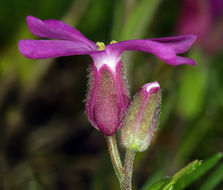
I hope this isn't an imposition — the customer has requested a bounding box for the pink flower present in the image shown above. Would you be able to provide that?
[18,16,196,136]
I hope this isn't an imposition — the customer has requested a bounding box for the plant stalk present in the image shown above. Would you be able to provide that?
[105,135,124,181]
[121,149,136,190]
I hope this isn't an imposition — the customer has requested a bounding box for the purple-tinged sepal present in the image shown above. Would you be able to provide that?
[85,56,130,136]
[121,81,161,152]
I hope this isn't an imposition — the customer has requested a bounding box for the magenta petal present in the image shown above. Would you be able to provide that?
[107,35,196,66]
[150,35,196,54]
[18,39,94,59]
[167,56,196,66]
[26,16,97,50]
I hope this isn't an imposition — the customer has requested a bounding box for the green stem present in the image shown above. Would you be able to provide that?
[121,149,136,190]
[105,135,124,181]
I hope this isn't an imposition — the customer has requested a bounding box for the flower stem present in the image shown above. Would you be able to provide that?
[105,135,124,181]
[121,149,136,190]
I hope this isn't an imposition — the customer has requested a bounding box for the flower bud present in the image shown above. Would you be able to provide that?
[85,60,130,136]
[121,81,161,152]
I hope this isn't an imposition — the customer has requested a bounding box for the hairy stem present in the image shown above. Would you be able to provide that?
[121,149,136,190]
[105,135,124,181]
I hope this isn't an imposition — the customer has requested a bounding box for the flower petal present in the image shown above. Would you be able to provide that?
[167,56,196,66]
[106,35,196,66]
[26,16,97,50]
[18,39,95,59]
[150,35,196,54]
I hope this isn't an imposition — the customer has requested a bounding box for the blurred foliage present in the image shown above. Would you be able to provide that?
[0,0,223,190]
[143,153,223,190]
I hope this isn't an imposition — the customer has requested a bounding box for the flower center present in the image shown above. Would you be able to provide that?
[94,40,119,73]
[96,42,105,51]
[96,40,118,51]
[110,40,117,44]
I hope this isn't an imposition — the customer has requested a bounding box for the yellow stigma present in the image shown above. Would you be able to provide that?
[110,40,118,44]
[96,42,105,51]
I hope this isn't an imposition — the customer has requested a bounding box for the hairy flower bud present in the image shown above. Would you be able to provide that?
[85,59,130,136]
[121,81,161,152]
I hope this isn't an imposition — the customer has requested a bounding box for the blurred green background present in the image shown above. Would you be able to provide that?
[0,0,223,189]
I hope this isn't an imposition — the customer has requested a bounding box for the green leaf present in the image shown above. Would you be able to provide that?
[199,162,223,190]
[163,160,201,190]
[143,153,223,190]
[167,153,223,190]
[148,178,171,190]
